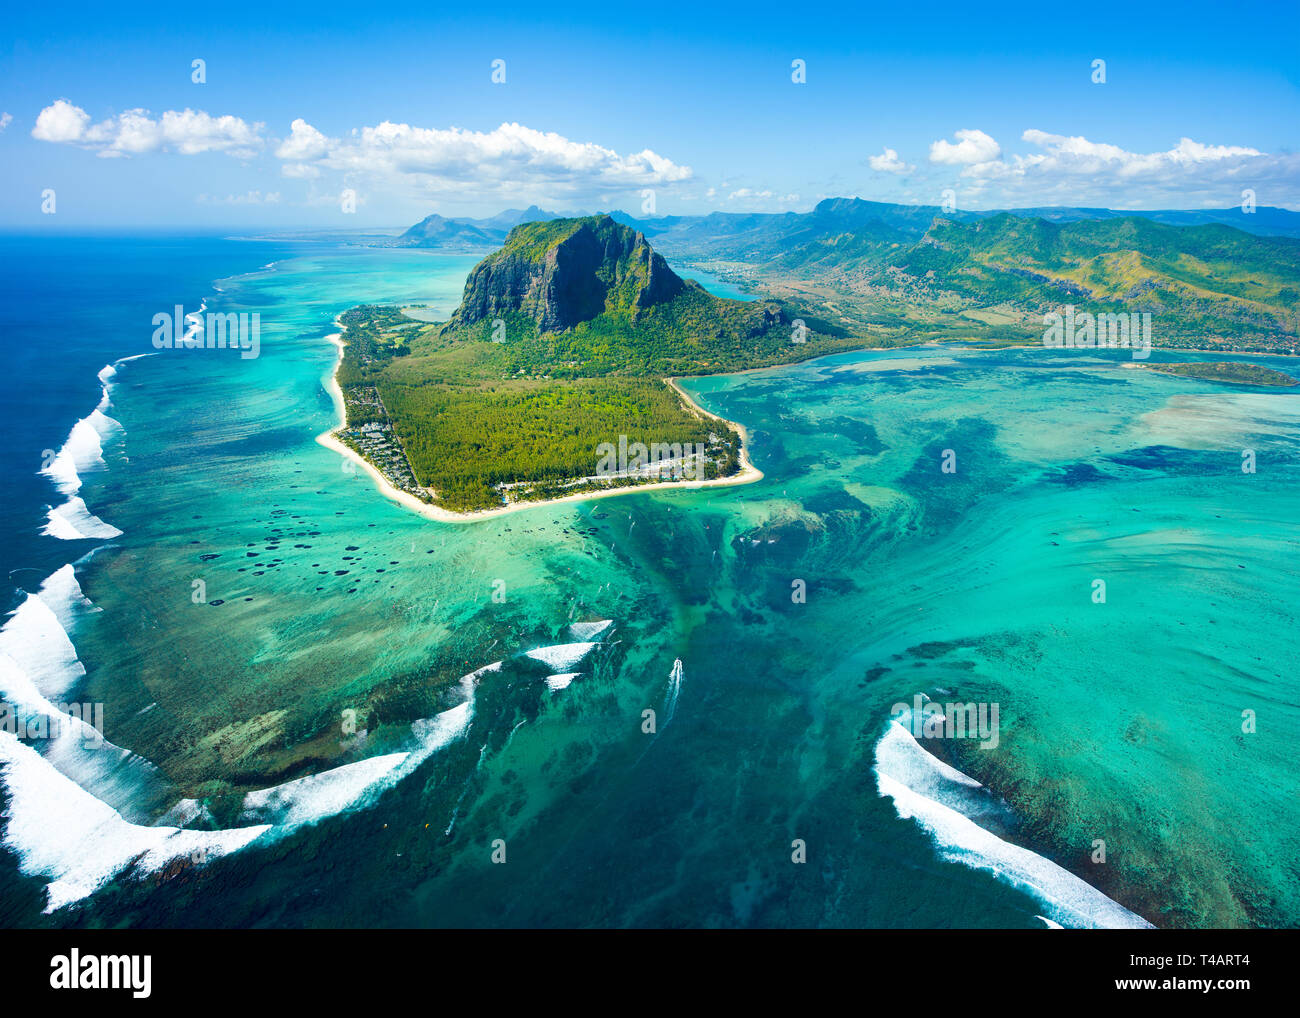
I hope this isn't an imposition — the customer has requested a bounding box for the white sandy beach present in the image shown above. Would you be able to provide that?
[315,322,764,525]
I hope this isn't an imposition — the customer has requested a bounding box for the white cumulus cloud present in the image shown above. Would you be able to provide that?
[952,129,1297,207]
[929,129,1001,166]
[32,100,263,158]
[276,119,691,202]
[32,100,89,143]
[868,147,913,174]
[276,118,330,161]
[1012,130,1263,179]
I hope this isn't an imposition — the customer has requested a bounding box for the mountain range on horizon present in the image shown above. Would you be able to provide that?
[392,200,1300,360]
[394,204,568,248]
[392,197,1300,253]
[334,206,1300,516]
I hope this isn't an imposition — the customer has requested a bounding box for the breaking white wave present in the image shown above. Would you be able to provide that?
[241,753,409,828]
[1,678,486,912]
[40,411,122,543]
[873,720,1153,929]
[461,660,502,683]
[42,496,123,541]
[181,299,209,346]
[241,663,487,837]
[524,642,596,672]
[95,363,117,407]
[0,731,269,914]
[32,563,98,630]
[412,699,474,754]
[40,410,120,498]
[567,620,613,641]
[403,662,497,763]
[874,718,1013,826]
[0,565,170,819]
[545,672,580,692]
[0,567,90,700]
[0,565,505,912]
[94,351,152,410]
[38,356,135,540]
[237,680,481,835]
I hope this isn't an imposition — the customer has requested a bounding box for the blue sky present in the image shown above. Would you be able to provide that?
[3,0,1298,226]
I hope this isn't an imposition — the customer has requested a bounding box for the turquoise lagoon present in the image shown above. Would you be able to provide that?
[1,238,1296,928]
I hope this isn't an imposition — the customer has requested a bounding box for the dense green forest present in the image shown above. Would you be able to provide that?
[335,307,752,512]
[380,377,732,511]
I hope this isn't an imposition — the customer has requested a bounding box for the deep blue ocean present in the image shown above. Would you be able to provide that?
[0,234,304,616]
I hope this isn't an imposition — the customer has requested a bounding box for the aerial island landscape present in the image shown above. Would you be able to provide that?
[0,1,1297,995]
[322,207,1300,518]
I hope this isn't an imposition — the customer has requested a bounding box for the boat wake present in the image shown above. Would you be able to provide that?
[663,658,684,724]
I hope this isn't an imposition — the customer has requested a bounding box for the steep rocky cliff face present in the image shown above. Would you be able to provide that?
[449,215,686,332]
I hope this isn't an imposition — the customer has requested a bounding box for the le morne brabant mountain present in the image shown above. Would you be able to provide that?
[335,215,853,512]
[337,203,1300,513]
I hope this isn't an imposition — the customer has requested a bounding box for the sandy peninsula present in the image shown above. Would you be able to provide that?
[316,324,763,525]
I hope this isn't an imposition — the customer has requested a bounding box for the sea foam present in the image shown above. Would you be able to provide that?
[43,496,123,540]
[0,573,512,912]
[524,642,596,671]
[240,752,410,828]
[874,720,1153,929]
[40,365,125,539]
[0,731,269,913]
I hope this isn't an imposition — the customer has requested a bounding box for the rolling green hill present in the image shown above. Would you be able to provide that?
[887,214,1300,350]
[643,200,1299,354]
